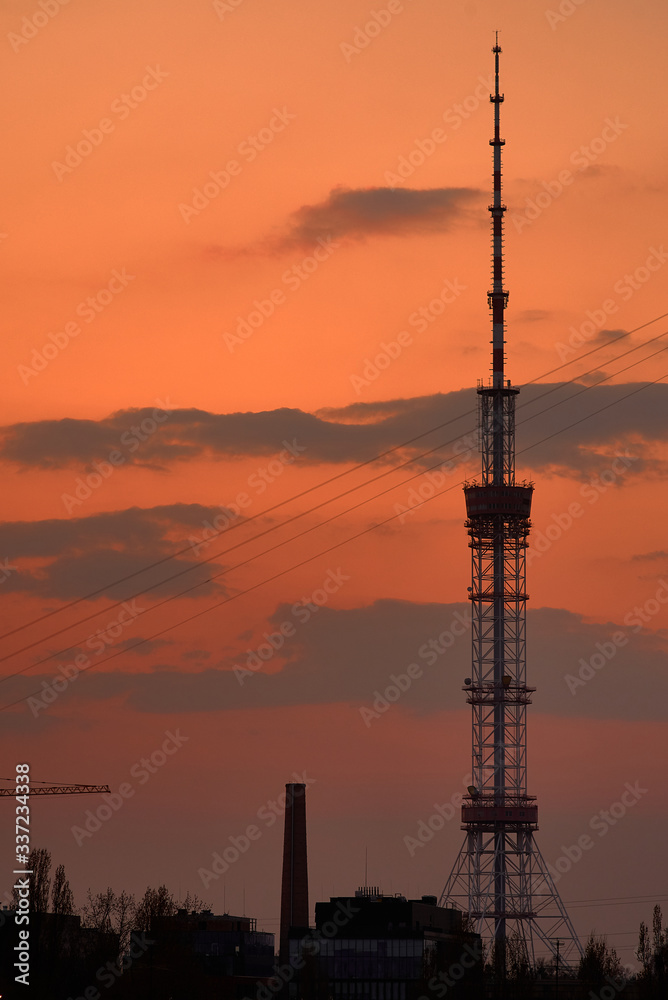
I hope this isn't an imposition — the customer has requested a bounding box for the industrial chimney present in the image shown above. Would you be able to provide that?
[279,782,309,958]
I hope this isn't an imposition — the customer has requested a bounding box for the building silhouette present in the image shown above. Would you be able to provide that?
[123,909,274,999]
[283,887,483,999]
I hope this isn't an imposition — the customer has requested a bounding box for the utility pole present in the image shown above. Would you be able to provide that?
[554,938,561,1000]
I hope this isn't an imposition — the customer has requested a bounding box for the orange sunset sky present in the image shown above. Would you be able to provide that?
[1,0,667,967]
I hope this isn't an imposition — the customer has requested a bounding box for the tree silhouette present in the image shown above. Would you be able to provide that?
[12,846,52,913]
[51,863,75,916]
[134,883,177,930]
[652,905,666,990]
[577,933,626,997]
[83,886,136,955]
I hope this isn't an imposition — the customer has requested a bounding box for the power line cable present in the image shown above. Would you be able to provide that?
[565,894,668,907]
[2,323,665,668]
[1,312,665,644]
[0,414,471,640]
[517,327,668,414]
[522,311,668,387]
[1,349,664,677]
[0,348,664,681]
[2,370,664,714]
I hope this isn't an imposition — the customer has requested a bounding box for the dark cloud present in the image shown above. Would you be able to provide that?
[0,504,231,601]
[0,395,473,470]
[517,310,552,323]
[0,407,206,471]
[276,186,483,247]
[0,503,221,558]
[590,328,628,345]
[7,599,667,722]
[1,384,667,480]
[514,381,667,476]
[314,395,434,423]
[181,648,211,661]
[1,549,219,602]
[572,328,666,373]
[577,164,624,180]
[215,186,485,256]
[575,370,609,386]
[630,551,668,581]
[117,638,173,656]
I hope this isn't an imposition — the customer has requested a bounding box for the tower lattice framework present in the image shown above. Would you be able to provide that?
[439,39,582,973]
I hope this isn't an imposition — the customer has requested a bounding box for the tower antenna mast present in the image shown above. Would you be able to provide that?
[439,37,582,976]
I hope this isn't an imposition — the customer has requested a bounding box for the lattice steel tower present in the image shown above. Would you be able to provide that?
[439,38,582,973]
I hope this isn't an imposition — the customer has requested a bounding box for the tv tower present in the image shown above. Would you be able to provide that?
[439,37,582,973]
